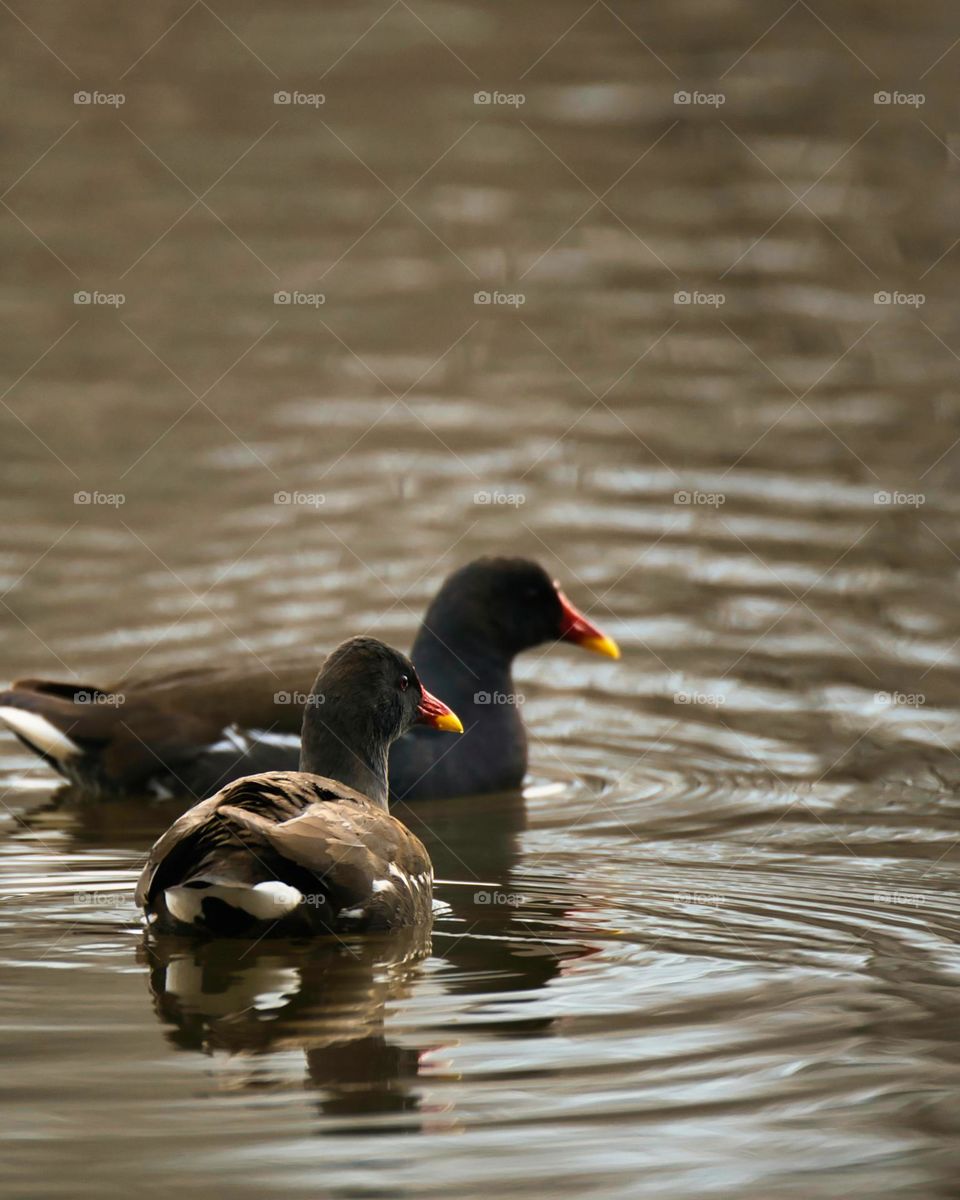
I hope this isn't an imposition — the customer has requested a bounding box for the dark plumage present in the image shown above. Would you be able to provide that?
[389,557,618,800]
[0,556,618,802]
[135,637,461,937]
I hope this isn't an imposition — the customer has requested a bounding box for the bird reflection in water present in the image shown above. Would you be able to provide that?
[141,928,435,1130]
[141,908,599,1133]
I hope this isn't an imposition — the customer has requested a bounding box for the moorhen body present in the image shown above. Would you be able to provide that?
[135,637,462,937]
[0,557,618,802]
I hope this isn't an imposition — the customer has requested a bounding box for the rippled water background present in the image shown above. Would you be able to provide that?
[2,2,960,1196]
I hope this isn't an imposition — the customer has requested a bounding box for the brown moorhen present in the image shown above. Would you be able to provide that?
[135,636,462,937]
[0,556,618,802]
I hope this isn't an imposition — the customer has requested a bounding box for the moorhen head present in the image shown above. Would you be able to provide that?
[135,637,462,938]
[411,557,620,663]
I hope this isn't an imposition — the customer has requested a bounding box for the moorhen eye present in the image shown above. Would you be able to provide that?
[399,675,409,692]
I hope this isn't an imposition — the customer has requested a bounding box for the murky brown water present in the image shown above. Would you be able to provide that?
[3,2,960,1197]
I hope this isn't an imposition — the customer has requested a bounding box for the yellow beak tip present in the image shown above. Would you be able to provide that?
[582,634,621,660]
[434,712,464,734]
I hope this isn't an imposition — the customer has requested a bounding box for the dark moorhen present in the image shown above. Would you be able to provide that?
[0,557,618,802]
[135,636,462,937]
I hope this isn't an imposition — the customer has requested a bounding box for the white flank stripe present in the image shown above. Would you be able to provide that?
[205,726,300,755]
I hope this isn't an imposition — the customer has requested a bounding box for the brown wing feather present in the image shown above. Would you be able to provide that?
[5,657,315,786]
[256,804,430,889]
[135,771,402,906]
[115,655,316,733]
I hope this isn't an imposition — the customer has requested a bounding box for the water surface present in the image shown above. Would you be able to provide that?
[2,2,960,1197]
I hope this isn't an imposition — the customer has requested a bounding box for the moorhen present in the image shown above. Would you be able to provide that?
[0,556,618,801]
[135,636,462,936]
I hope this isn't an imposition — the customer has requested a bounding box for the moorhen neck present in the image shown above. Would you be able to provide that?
[297,639,460,808]
[135,637,462,938]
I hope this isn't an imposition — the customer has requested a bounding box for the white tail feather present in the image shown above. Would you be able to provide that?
[165,880,303,925]
[0,707,80,761]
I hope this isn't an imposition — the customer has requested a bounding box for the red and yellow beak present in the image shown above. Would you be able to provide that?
[416,687,464,733]
[556,587,621,660]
